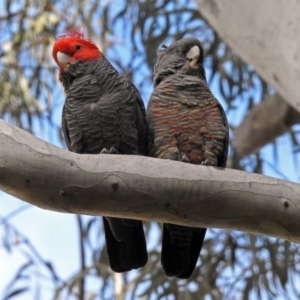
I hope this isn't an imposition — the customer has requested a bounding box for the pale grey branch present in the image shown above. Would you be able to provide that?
[197,0,300,113]
[235,93,300,157]
[1,118,300,243]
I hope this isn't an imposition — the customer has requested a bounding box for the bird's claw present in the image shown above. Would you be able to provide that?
[100,148,109,154]
[109,147,119,154]
[100,147,119,154]
[180,154,190,163]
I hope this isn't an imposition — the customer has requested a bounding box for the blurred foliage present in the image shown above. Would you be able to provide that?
[0,0,300,299]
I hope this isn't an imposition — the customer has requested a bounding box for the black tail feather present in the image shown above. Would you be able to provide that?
[161,223,206,279]
[103,217,147,272]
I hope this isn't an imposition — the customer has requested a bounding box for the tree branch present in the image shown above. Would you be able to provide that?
[197,0,300,113]
[235,93,300,157]
[1,119,300,243]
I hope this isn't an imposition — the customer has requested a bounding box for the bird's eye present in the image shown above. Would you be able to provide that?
[75,45,81,50]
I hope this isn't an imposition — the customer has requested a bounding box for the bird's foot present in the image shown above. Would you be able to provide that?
[201,160,208,165]
[100,147,119,154]
[180,154,190,163]
[100,148,109,154]
[109,147,119,154]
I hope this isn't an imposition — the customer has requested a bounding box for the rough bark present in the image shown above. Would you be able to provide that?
[197,0,300,113]
[1,119,300,243]
[235,93,300,157]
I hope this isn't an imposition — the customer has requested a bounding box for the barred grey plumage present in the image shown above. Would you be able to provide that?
[147,37,228,278]
[53,31,147,272]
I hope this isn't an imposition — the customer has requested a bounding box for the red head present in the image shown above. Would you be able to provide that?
[52,29,103,73]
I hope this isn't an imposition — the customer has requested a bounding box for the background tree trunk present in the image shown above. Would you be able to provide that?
[197,0,300,113]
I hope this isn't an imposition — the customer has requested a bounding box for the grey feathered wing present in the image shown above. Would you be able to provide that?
[102,88,147,272]
[61,60,147,272]
[147,74,228,278]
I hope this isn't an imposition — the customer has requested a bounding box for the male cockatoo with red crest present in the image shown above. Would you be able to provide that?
[52,30,148,272]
